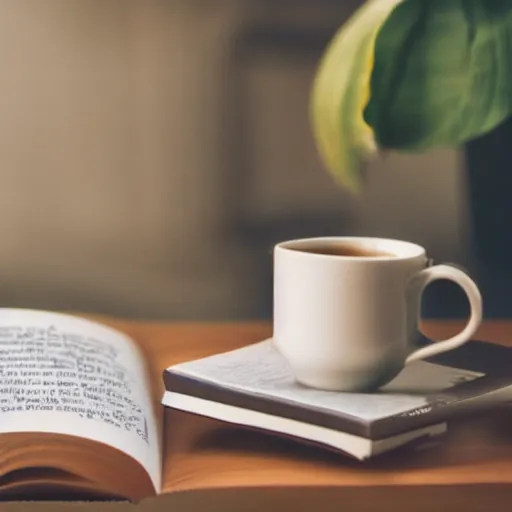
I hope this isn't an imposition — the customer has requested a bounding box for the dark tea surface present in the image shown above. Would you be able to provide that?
[289,243,396,258]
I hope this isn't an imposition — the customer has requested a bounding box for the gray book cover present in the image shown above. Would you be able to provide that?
[163,337,512,440]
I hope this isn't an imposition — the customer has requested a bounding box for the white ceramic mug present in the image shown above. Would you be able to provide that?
[273,237,482,392]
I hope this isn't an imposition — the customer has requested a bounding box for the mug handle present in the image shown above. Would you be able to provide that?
[405,264,483,365]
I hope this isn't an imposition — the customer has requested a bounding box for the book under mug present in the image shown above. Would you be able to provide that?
[162,336,512,460]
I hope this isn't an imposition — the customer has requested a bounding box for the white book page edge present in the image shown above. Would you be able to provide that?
[162,391,447,461]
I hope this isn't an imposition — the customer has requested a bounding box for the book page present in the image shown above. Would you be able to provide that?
[0,309,160,491]
[169,340,484,422]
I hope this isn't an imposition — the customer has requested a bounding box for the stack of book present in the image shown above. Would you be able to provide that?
[162,335,512,460]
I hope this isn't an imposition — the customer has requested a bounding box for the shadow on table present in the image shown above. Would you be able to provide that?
[192,408,512,473]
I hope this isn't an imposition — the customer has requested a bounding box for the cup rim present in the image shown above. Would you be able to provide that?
[275,236,426,262]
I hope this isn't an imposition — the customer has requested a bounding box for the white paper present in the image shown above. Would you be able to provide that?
[0,309,161,492]
[162,391,448,461]
[169,339,484,422]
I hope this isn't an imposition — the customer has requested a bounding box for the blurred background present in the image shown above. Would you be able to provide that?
[0,0,483,321]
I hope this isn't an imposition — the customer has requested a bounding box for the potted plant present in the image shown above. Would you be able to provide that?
[310,0,512,316]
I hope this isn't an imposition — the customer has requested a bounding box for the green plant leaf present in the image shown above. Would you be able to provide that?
[310,0,405,193]
[365,0,512,151]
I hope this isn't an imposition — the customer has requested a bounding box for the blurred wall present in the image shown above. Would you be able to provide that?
[0,0,469,320]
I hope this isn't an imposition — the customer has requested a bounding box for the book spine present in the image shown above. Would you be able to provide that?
[371,375,512,438]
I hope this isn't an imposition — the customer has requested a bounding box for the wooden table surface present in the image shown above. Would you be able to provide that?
[91,317,512,511]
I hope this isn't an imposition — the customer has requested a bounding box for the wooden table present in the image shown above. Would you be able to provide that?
[40,317,512,511]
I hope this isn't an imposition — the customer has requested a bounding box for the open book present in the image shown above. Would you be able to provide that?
[0,308,160,502]
[162,337,512,460]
